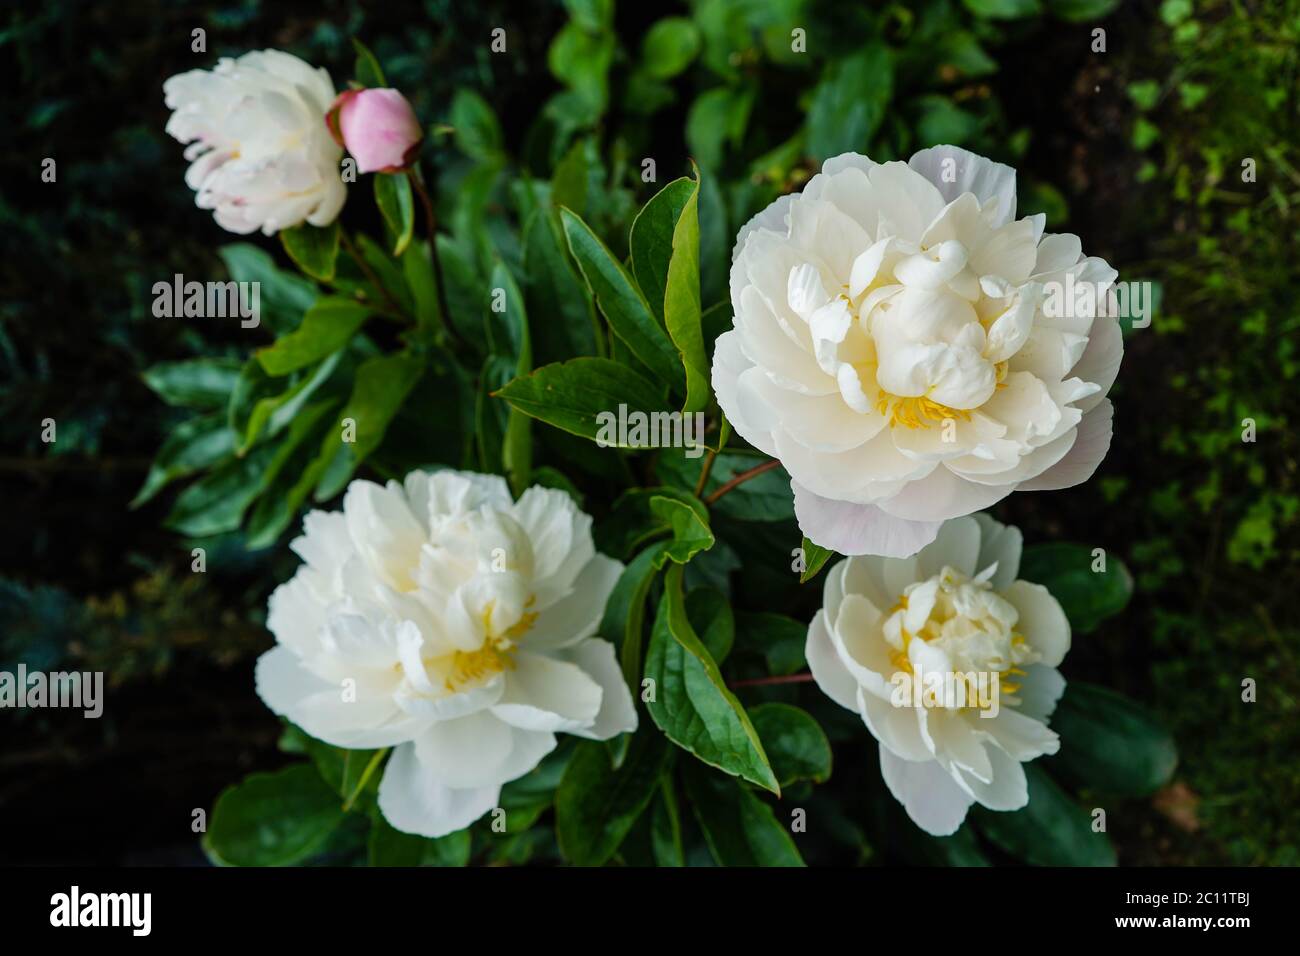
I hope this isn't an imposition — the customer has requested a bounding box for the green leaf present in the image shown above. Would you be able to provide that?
[560,208,684,391]
[357,232,415,316]
[1046,682,1178,797]
[401,241,445,341]
[651,493,715,565]
[736,611,808,676]
[971,763,1116,866]
[650,778,685,866]
[1048,0,1117,19]
[218,243,319,334]
[1018,542,1133,633]
[450,88,503,162]
[495,357,664,444]
[642,17,701,79]
[962,0,1043,18]
[914,94,982,146]
[548,21,615,115]
[663,174,709,413]
[658,451,793,522]
[555,732,671,866]
[280,220,341,282]
[241,352,343,453]
[203,764,345,867]
[681,761,804,866]
[597,487,713,563]
[800,537,836,583]
[685,85,753,171]
[131,413,237,508]
[164,444,275,537]
[255,298,369,376]
[522,209,598,362]
[141,358,242,409]
[598,540,671,688]
[629,177,695,325]
[374,173,415,256]
[807,44,893,162]
[550,140,589,217]
[685,586,733,663]
[487,262,533,495]
[352,38,386,87]
[645,564,778,793]
[245,400,339,548]
[368,813,471,866]
[312,352,425,501]
[748,703,832,787]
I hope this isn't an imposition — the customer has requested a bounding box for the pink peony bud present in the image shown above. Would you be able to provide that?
[327,88,424,174]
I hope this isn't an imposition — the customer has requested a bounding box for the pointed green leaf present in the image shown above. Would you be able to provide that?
[280,220,341,282]
[255,298,369,376]
[494,357,664,443]
[646,564,778,793]
[374,173,415,256]
[559,207,684,391]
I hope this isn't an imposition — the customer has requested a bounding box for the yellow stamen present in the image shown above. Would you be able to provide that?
[876,392,973,430]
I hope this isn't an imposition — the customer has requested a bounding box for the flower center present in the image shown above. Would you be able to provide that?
[873,361,1009,430]
[436,597,538,693]
[883,567,1037,708]
[875,392,972,430]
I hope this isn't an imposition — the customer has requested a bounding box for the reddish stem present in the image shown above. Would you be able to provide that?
[704,459,781,505]
[730,672,815,689]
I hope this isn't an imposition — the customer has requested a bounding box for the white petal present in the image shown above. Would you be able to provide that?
[1017,398,1113,492]
[524,554,623,651]
[712,330,777,457]
[876,466,1015,523]
[1070,314,1123,413]
[806,609,860,711]
[971,513,1022,589]
[879,746,975,836]
[976,707,1059,761]
[255,646,421,748]
[908,145,1018,228]
[793,481,941,558]
[956,744,1028,812]
[377,742,499,838]
[559,639,638,740]
[490,652,603,733]
[1015,664,1066,721]
[917,516,983,579]
[1002,580,1070,667]
[923,710,994,783]
[413,710,556,789]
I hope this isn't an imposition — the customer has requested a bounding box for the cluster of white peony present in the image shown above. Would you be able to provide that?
[163,47,1119,845]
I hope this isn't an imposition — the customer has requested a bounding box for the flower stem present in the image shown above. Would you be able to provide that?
[704,458,781,505]
[692,416,731,498]
[340,230,406,320]
[407,166,457,348]
[342,747,389,812]
[730,672,815,689]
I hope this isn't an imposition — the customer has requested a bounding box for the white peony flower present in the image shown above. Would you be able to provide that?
[715,146,1122,557]
[256,470,637,838]
[806,514,1069,835]
[164,49,347,235]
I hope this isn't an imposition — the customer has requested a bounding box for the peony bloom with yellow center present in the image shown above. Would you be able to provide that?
[255,470,636,837]
[806,514,1069,835]
[714,146,1122,557]
[163,50,347,235]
